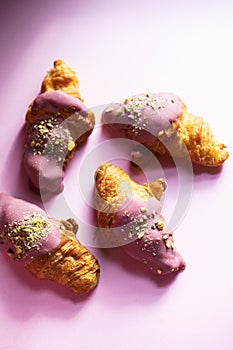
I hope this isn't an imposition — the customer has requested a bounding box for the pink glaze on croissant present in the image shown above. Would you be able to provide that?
[29,90,88,118]
[23,153,65,194]
[102,92,183,142]
[0,193,60,261]
[24,90,91,194]
[112,197,185,275]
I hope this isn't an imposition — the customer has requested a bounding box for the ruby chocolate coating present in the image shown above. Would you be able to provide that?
[24,90,89,194]
[112,197,186,275]
[102,92,183,142]
[23,152,64,195]
[31,90,88,118]
[0,193,61,261]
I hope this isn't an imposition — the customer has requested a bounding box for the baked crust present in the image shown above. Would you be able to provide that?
[41,59,83,101]
[23,60,95,193]
[94,162,185,275]
[95,162,166,228]
[102,93,229,167]
[144,111,229,167]
[26,218,100,293]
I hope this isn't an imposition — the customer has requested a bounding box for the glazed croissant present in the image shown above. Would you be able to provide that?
[23,60,95,194]
[0,193,100,293]
[95,162,186,275]
[102,92,229,167]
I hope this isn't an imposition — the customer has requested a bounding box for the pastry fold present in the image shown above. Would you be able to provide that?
[102,93,229,167]
[26,218,100,293]
[95,162,185,275]
[23,60,95,194]
[0,193,100,293]
[144,111,228,166]
[40,59,84,101]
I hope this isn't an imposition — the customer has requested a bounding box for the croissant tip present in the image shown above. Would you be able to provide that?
[53,59,64,67]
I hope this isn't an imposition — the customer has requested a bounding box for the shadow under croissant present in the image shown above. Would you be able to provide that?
[100,246,182,288]
[25,218,100,294]
[0,250,94,311]
[0,216,100,302]
[0,126,37,200]
[192,162,224,176]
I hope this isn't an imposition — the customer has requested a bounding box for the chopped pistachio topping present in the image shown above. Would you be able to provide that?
[120,206,165,244]
[137,232,144,239]
[113,93,172,137]
[0,214,52,259]
[156,221,164,230]
[27,117,75,164]
[158,130,164,137]
[105,107,114,113]
[116,108,122,116]
[165,239,171,249]
[68,140,75,151]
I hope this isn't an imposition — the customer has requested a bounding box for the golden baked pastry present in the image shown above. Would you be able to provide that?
[23,60,95,194]
[26,218,100,293]
[40,59,84,101]
[95,162,186,275]
[0,193,100,293]
[102,93,229,167]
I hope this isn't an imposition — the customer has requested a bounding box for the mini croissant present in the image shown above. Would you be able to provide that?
[23,60,95,194]
[102,92,229,167]
[95,162,186,275]
[0,193,100,293]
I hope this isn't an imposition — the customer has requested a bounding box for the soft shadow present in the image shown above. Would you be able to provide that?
[101,246,180,288]
[193,163,223,176]
[191,163,225,190]
[0,251,96,320]
[2,119,94,204]
[0,0,86,87]
[101,125,226,178]
[1,125,46,210]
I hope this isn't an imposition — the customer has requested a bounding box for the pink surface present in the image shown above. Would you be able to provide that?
[0,1,233,349]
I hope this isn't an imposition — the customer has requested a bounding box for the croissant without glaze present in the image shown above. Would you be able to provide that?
[95,162,186,275]
[102,92,229,167]
[23,60,95,194]
[0,193,100,293]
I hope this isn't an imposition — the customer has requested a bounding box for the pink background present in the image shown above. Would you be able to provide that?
[0,1,232,349]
